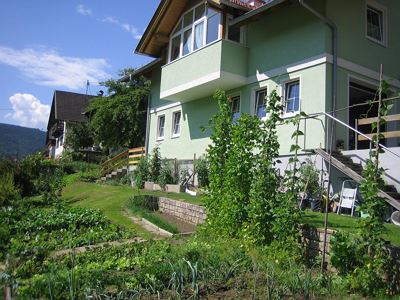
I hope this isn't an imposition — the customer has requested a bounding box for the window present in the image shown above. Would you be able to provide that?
[366,3,385,45]
[157,115,165,140]
[231,96,241,122]
[172,111,181,137]
[255,89,268,119]
[284,81,300,115]
[169,4,221,62]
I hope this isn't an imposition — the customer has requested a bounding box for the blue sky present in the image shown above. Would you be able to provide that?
[0,0,159,130]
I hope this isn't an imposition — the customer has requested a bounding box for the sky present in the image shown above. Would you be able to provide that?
[0,0,159,130]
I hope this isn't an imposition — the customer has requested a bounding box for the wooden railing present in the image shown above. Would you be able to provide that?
[101,147,145,176]
[355,114,400,147]
[128,147,146,166]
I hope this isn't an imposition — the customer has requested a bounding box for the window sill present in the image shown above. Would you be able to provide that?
[282,112,300,119]
[366,36,387,48]
[171,134,181,139]
[156,137,165,142]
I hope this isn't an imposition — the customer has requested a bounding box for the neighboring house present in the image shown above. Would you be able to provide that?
[46,91,94,159]
[132,0,400,207]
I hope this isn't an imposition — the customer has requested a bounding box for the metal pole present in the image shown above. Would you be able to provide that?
[321,109,335,272]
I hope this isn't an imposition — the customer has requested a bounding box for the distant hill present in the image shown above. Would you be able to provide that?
[0,123,46,159]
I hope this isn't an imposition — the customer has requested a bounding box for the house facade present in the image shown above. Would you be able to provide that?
[46,91,94,159]
[135,0,400,161]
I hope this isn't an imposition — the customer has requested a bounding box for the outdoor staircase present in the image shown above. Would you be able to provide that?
[102,166,128,181]
[100,147,145,182]
[315,148,400,211]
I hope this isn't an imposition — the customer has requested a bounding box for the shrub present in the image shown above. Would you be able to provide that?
[132,157,150,188]
[195,156,209,188]
[149,146,161,182]
[0,172,19,206]
[158,161,176,190]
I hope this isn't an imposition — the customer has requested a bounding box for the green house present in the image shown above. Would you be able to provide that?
[131,0,400,209]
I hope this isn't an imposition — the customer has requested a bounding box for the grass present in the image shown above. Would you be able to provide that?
[303,210,400,246]
[62,182,152,238]
[63,182,400,245]
[127,202,179,234]
[137,189,204,205]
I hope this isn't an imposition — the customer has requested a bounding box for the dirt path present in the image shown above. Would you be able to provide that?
[51,237,146,258]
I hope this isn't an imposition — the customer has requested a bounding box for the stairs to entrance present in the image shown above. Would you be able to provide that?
[315,148,400,211]
[100,147,145,182]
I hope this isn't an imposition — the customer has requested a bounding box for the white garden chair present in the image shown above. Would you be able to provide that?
[337,180,358,217]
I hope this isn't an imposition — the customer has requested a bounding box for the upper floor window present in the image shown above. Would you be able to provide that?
[231,95,241,122]
[284,80,300,115]
[169,4,221,62]
[255,89,268,119]
[157,115,165,140]
[366,1,386,46]
[172,111,181,137]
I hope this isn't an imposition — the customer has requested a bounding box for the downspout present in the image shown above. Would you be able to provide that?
[298,0,338,147]
[298,0,338,273]
[144,93,151,155]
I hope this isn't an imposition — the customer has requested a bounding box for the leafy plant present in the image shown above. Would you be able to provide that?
[195,156,209,188]
[132,157,150,188]
[149,146,161,182]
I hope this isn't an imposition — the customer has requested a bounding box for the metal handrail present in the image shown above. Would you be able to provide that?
[306,111,400,160]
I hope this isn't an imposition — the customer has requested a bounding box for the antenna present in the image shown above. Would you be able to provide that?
[86,80,90,95]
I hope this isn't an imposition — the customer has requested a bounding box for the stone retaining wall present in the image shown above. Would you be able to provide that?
[158,197,206,225]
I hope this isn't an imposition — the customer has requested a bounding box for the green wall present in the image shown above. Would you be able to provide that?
[326,0,400,79]
[146,0,400,159]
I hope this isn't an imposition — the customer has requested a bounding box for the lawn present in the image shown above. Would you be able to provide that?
[134,189,204,205]
[303,210,400,246]
[63,182,152,238]
[63,182,400,245]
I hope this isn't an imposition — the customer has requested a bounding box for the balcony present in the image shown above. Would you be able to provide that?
[160,39,248,102]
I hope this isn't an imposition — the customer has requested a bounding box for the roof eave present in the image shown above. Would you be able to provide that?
[230,0,288,27]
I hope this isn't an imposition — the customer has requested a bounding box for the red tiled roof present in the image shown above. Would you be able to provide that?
[228,0,265,10]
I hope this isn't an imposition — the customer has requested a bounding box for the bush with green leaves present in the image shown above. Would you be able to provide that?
[195,156,209,188]
[132,157,150,188]
[149,146,162,182]
[158,161,177,190]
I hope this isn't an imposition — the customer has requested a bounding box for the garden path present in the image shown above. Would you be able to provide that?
[51,237,147,258]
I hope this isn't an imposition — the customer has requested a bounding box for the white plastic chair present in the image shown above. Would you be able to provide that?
[337,180,358,217]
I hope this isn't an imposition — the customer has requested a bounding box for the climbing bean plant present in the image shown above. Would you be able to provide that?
[205,89,302,248]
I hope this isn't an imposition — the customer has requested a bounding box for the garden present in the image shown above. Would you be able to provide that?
[1,89,400,299]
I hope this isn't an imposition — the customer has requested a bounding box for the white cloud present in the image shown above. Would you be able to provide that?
[102,16,142,40]
[0,46,111,90]
[76,4,92,16]
[6,93,50,129]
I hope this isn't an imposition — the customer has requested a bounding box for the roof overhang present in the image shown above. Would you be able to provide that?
[135,0,248,58]
[135,0,192,58]
[229,0,289,27]
[118,58,163,82]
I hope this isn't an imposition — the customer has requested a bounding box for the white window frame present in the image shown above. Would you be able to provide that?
[168,3,222,63]
[281,78,301,118]
[228,92,241,122]
[254,88,268,121]
[156,115,166,141]
[365,0,387,47]
[171,111,182,138]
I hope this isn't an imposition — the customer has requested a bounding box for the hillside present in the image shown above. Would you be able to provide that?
[0,123,46,159]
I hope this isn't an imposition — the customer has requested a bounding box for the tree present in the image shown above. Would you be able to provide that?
[66,121,94,151]
[88,69,150,149]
